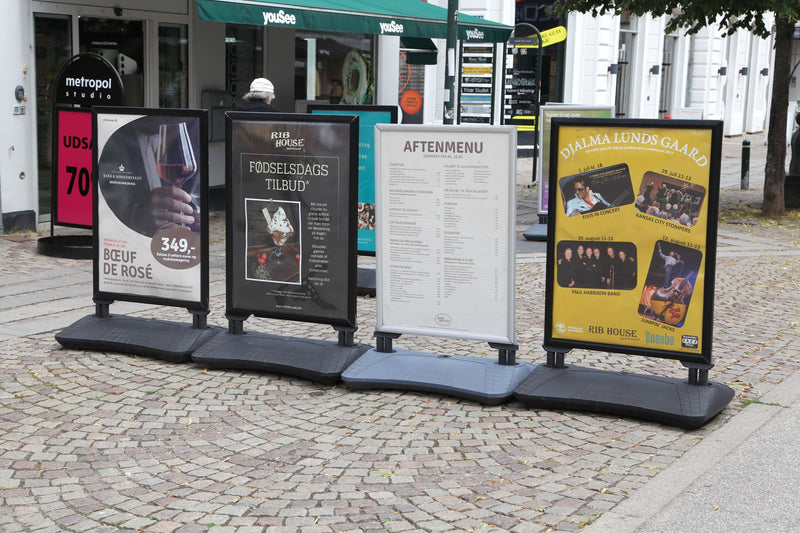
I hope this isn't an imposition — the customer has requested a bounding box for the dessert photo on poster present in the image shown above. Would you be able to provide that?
[556,240,637,290]
[558,163,636,217]
[244,198,301,284]
[638,240,703,327]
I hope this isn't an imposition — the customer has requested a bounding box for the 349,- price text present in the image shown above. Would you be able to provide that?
[160,237,193,254]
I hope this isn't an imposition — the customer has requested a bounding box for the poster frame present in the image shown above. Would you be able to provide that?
[91,106,210,313]
[544,118,722,365]
[307,104,398,256]
[53,107,94,229]
[225,112,359,329]
[374,124,517,345]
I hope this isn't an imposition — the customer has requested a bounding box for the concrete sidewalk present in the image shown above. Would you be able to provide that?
[1,133,799,532]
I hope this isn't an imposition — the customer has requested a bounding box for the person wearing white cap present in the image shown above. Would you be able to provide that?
[235,78,281,112]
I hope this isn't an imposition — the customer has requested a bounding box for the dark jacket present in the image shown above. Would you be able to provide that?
[234,100,281,112]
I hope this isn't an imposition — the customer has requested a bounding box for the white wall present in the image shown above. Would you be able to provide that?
[631,15,664,118]
[744,32,773,133]
[0,0,38,222]
[564,12,617,106]
[686,27,727,121]
[723,29,751,135]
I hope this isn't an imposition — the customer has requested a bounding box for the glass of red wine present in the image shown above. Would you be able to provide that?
[155,122,197,226]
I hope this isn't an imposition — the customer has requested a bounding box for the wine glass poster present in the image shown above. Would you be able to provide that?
[93,108,208,309]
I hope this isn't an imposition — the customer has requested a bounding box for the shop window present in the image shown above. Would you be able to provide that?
[79,17,145,107]
[159,23,188,108]
[226,25,263,102]
[295,32,374,105]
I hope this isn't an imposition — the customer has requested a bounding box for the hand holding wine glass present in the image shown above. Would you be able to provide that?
[152,122,198,228]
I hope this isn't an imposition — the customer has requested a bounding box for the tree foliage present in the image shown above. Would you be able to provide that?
[552,0,800,216]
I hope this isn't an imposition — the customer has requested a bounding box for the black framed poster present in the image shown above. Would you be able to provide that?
[226,112,358,328]
[92,107,209,311]
[545,118,722,365]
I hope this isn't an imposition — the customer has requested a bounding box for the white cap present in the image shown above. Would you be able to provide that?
[250,78,274,93]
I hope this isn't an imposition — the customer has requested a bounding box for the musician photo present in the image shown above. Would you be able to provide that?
[556,240,637,290]
[565,177,610,216]
[559,163,636,217]
[637,240,703,327]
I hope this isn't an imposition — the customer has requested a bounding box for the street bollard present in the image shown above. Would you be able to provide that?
[741,139,750,190]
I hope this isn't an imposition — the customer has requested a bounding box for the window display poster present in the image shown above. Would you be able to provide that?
[546,119,722,364]
[538,105,614,215]
[375,125,517,345]
[227,113,358,328]
[308,105,397,255]
[93,108,208,309]
[55,109,94,228]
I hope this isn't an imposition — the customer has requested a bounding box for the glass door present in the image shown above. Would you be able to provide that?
[34,14,73,219]
[79,17,145,107]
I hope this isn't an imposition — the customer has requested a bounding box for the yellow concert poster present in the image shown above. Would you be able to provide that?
[545,119,722,363]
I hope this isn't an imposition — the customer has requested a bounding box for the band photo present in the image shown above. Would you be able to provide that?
[638,240,703,327]
[558,163,636,217]
[635,171,706,227]
[556,240,638,290]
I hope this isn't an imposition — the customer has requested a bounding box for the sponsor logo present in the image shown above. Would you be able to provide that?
[466,28,485,40]
[645,331,675,346]
[681,335,699,349]
[270,130,305,149]
[434,313,453,327]
[262,9,297,26]
[379,20,404,34]
[554,322,566,334]
[588,326,637,337]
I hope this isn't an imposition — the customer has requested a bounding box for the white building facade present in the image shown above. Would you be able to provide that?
[0,0,780,231]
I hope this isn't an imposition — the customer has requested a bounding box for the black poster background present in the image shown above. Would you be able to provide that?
[226,113,358,328]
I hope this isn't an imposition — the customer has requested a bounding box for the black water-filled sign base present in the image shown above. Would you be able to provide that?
[38,235,93,260]
[341,349,536,405]
[514,364,735,429]
[55,314,219,363]
[357,266,376,297]
[190,330,370,384]
[522,223,548,242]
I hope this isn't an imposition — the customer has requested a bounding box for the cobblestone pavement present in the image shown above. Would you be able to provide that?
[1,134,799,532]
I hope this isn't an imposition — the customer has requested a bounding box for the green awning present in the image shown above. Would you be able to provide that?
[400,37,438,65]
[195,0,513,43]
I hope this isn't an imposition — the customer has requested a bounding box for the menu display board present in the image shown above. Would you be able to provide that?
[54,109,94,228]
[545,119,722,364]
[93,108,208,310]
[308,105,398,255]
[538,105,614,215]
[227,113,358,328]
[375,125,517,344]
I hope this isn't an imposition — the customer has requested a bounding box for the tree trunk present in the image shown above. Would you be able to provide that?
[763,16,793,217]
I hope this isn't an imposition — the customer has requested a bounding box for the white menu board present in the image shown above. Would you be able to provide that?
[375,125,517,344]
